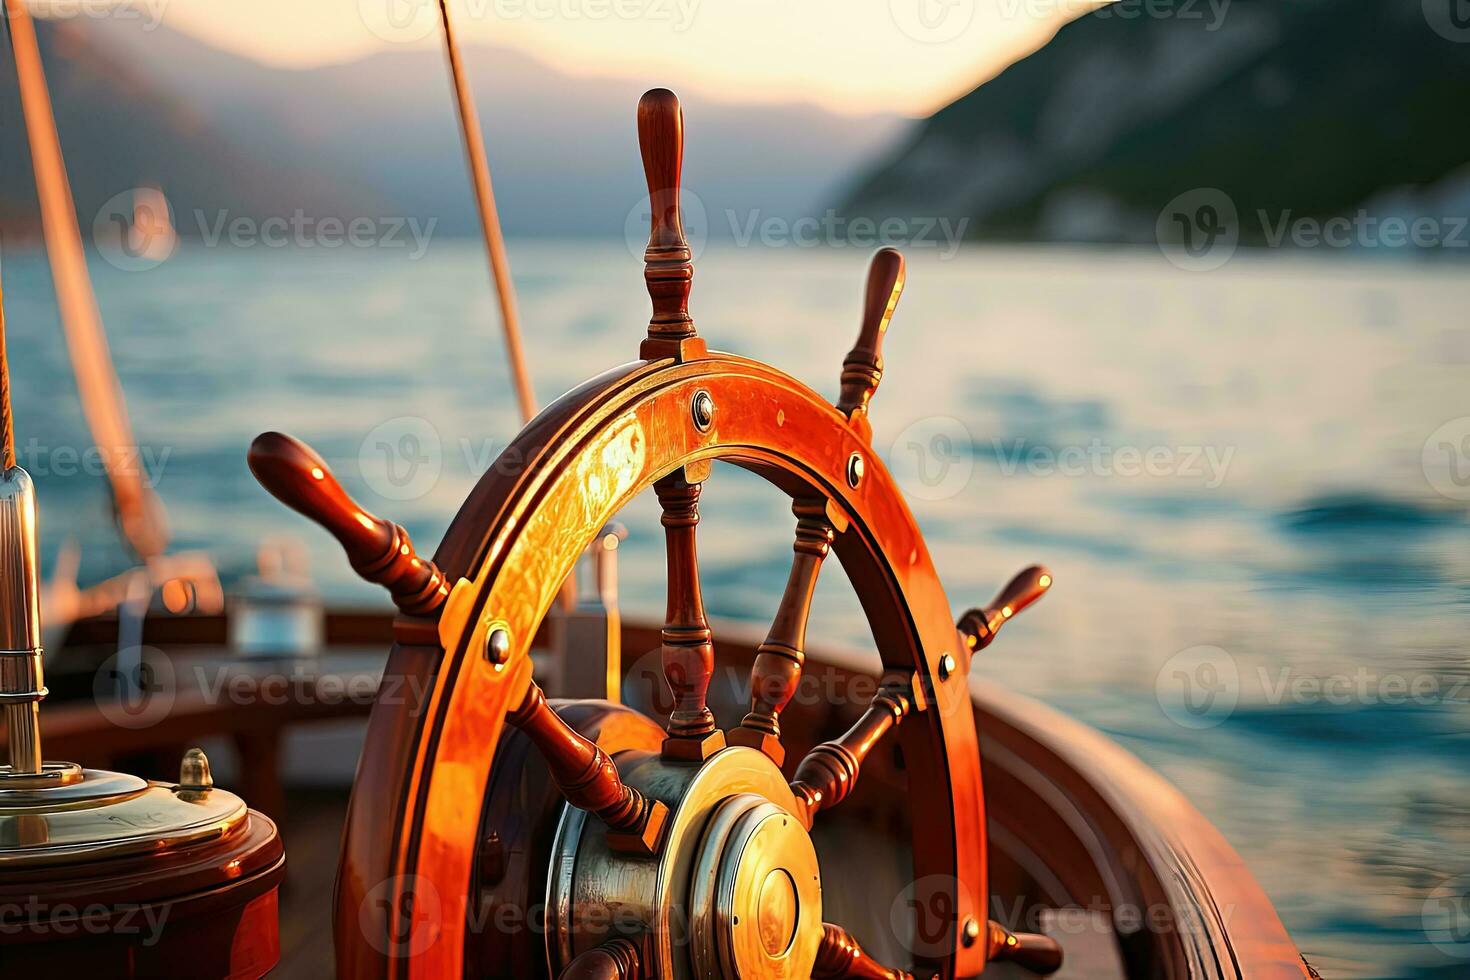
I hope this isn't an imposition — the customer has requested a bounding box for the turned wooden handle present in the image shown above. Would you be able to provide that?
[813,922,913,980]
[959,565,1052,653]
[837,248,905,430]
[988,921,1063,975]
[247,431,447,615]
[638,88,695,352]
[560,938,641,980]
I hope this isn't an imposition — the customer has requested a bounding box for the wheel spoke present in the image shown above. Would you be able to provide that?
[790,681,912,827]
[729,498,834,765]
[558,937,641,980]
[654,470,725,761]
[507,682,669,855]
[813,922,915,980]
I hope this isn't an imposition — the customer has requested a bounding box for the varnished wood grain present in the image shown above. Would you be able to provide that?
[506,682,669,854]
[653,471,724,761]
[790,681,910,826]
[248,432,448,615]
[637,88,700,360]
[957,565,1052,660]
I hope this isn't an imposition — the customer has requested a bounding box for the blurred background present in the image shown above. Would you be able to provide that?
[1,1,1468,976]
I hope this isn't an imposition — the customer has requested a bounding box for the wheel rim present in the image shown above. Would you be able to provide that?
[338,354,988,979]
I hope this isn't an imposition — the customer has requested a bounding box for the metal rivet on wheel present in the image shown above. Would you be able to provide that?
[691,390,715,432]
[962,916,981,947]
[485,627,512,667]
[938,652,956,681]
[846,452,865,488]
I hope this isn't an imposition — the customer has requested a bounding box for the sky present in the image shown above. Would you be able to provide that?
[125,0,1103,116]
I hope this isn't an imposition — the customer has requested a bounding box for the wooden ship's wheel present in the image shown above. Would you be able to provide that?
[249,89,1059,980]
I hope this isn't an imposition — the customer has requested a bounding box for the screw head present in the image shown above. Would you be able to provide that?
[938,652,957,681]
[846,452,865,488]
[962,916,981,947]
[485,627,512,667]
[691,390,715,431]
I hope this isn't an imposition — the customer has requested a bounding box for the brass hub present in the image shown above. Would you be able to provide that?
[547,745,822,979]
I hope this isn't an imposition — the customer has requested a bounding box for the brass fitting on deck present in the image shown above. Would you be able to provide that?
[0,466,45,775]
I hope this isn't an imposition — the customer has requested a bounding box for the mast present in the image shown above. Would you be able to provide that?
[3,1,168,561]
[435,0,537,424]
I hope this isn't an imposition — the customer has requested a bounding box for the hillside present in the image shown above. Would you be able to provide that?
[840,0,1470,246]
[0,18,906,240]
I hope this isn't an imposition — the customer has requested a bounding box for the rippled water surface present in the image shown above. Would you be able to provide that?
[5,241,1468,977]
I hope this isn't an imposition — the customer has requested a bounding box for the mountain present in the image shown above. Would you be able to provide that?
[0,18,382,240]
[0,17,907,240]
[839,0,1470,246]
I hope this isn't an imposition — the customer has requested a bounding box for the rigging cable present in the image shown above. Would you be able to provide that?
[436,0,537,424]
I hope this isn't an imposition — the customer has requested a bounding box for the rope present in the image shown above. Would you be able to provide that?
[0,271,15,473]
[0,12,13,473]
